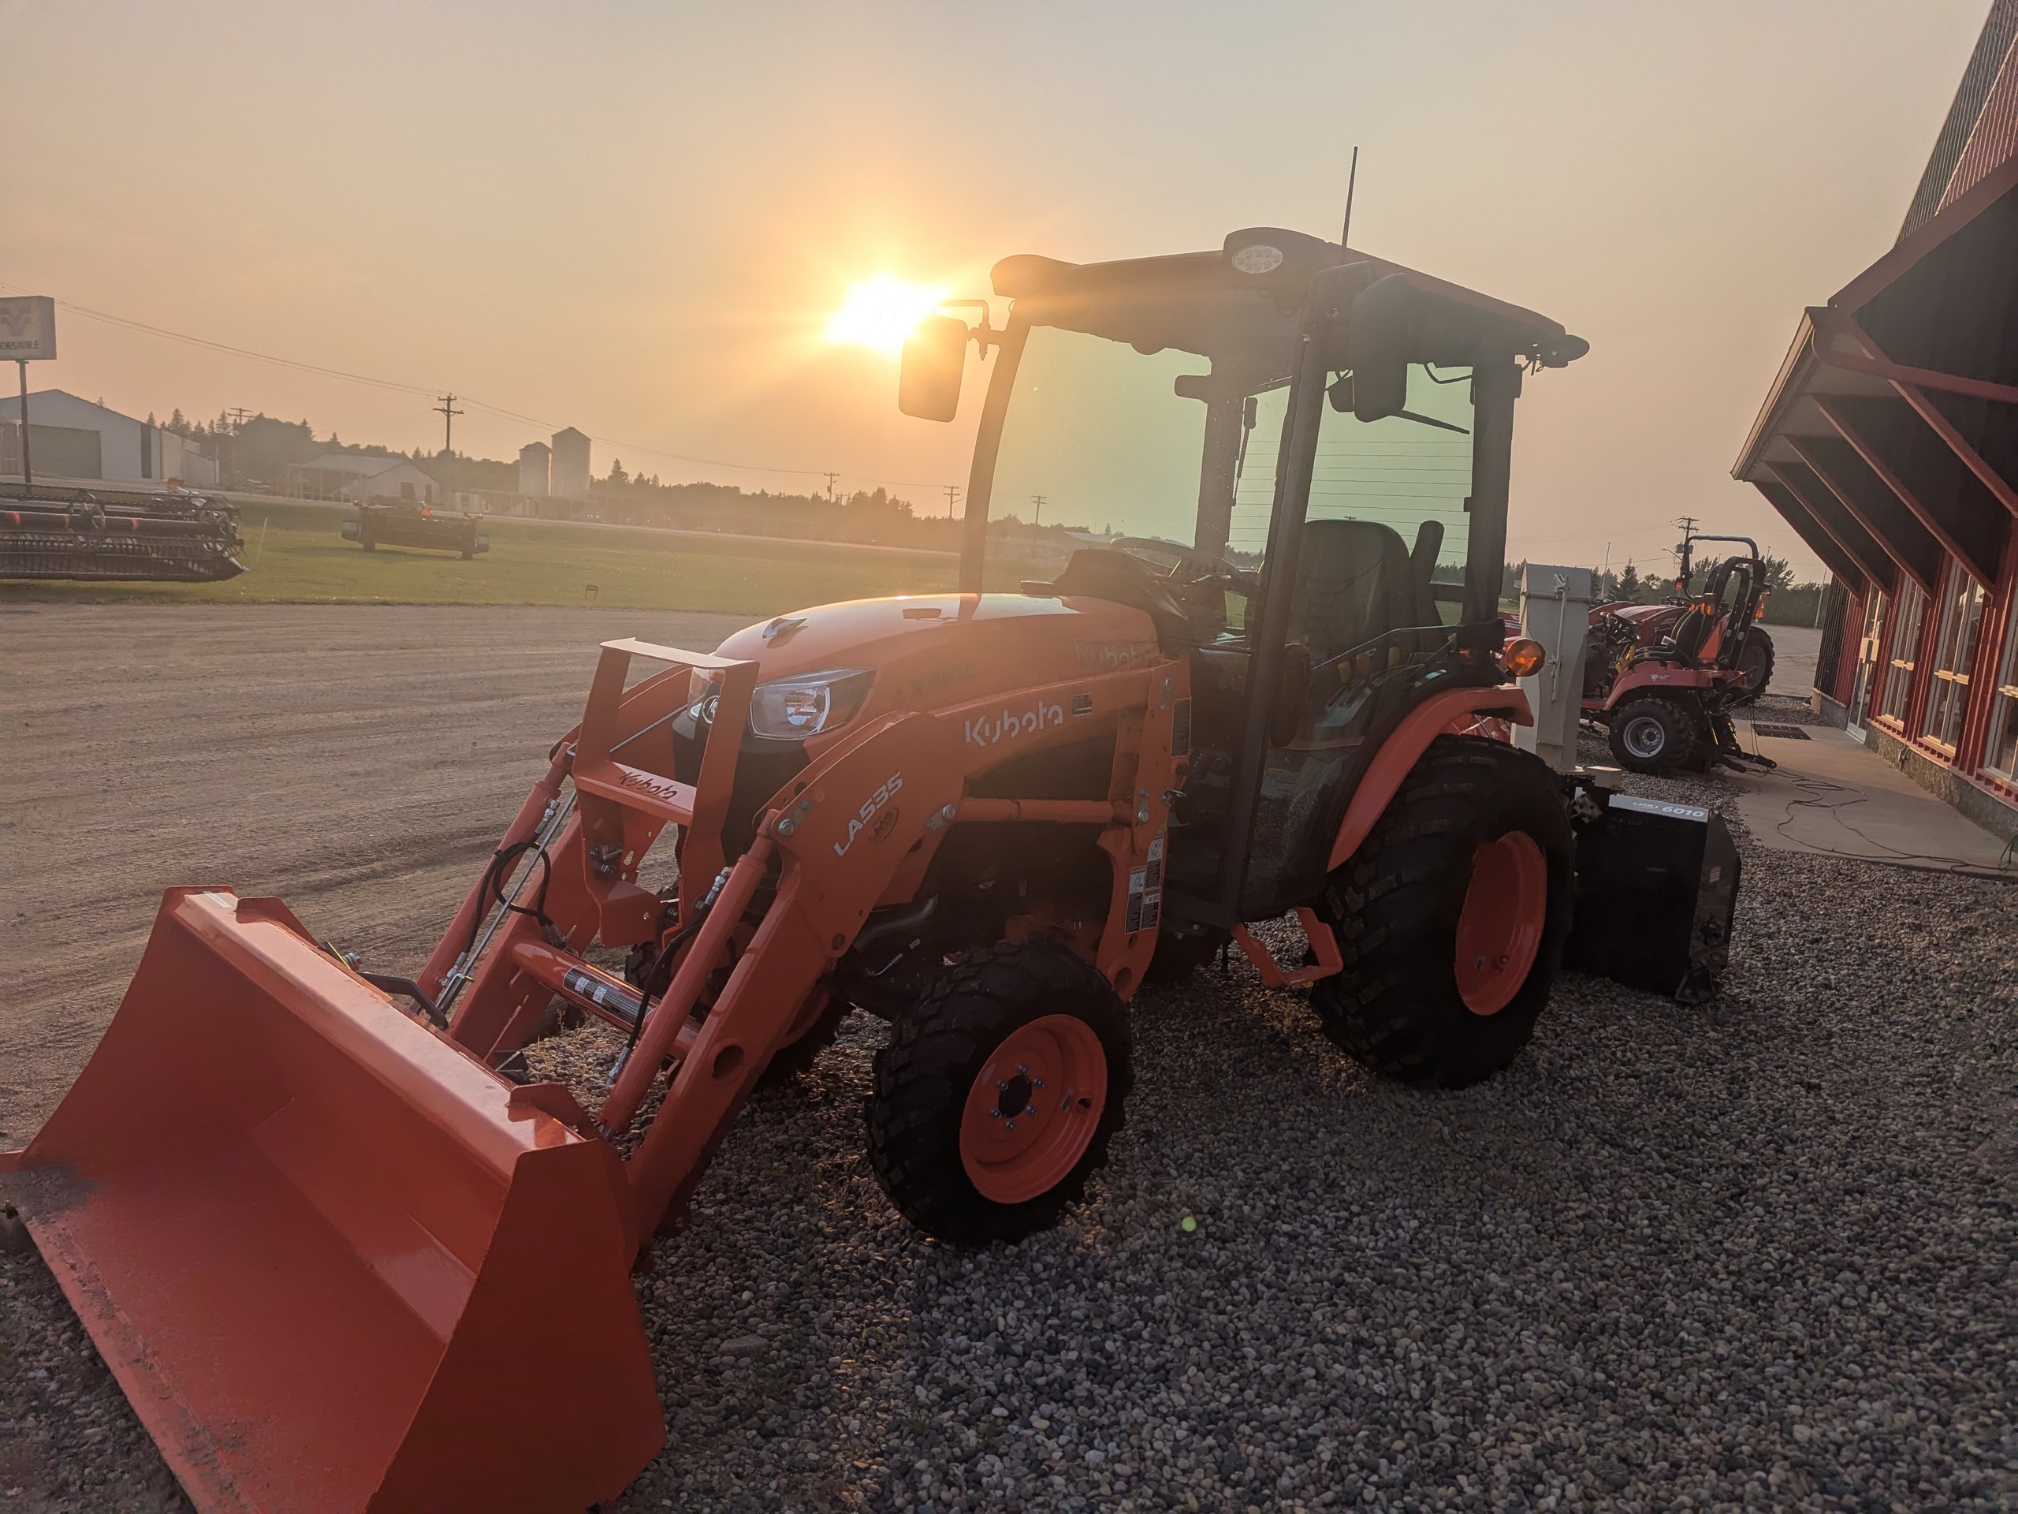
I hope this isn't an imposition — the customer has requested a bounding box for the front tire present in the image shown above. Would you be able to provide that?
[1311,736,1573,1088]
[1607,694,1703,774]
[867,940,1131,1244]
[757,991,849,1088]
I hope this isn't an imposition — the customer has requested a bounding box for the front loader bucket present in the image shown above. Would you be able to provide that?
[0,888,663,1513]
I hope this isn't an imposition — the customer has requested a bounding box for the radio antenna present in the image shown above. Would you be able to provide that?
[1339,146,1360,249]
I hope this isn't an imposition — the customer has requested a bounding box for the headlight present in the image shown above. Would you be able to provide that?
[748,669,873,740]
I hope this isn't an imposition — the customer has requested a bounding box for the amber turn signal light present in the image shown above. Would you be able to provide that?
[1500,638,1546,677]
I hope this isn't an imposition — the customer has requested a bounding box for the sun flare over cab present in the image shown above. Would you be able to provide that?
[825,274,948,357]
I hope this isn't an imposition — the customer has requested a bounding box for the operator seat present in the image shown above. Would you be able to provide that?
[1286,518,1440,664]
[1660,591,1727,666]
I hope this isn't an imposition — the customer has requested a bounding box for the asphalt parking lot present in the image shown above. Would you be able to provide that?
[2,603,2014,1513]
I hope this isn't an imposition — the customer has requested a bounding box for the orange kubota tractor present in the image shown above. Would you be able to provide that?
[3,227,1741,1512]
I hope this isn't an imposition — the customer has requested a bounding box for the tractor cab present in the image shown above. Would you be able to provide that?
[901,227,1588,922]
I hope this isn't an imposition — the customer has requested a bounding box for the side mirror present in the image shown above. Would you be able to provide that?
[898,316,969,422]
[1346,273,1417,422]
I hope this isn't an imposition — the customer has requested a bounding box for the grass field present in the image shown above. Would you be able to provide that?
[4,501,960,617]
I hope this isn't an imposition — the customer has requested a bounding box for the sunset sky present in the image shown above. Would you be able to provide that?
[0,0,1994,578]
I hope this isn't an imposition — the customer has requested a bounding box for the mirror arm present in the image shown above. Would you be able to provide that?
[935,299,1000,352]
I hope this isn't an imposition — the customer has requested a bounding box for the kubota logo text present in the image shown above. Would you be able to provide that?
[834,774,903,857]
[965,701,1065,748]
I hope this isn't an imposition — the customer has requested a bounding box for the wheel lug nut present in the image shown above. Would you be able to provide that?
[1005,1121,1017,1131]
[1032,1078,1044,1088]
[997,1080,1009,1091]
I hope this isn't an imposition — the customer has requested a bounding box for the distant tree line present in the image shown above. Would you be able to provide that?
[147,409,956,551]
[1499,551,1825,626]
[583,464,957,551]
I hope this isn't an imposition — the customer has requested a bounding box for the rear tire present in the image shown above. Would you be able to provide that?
[1607,695,1702,774]
[1734,629,1774,703]
[867,940,1131,1244]
[1311,736,1572,1088]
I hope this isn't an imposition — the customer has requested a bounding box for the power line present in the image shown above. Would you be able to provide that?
[0,277,962,497]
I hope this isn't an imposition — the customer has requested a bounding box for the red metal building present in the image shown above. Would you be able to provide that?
[1736,0,2018,838]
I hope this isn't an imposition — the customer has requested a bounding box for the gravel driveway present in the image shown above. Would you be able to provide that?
[3,608,2014,1512]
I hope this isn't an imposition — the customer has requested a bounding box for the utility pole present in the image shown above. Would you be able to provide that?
[15,362,29,489]
[943,483,962,518]
[225,407,251,429]
[434,393,464,457]
[1030,494,1047,526]
[1673,515,1698,590]
[822,471,840,503]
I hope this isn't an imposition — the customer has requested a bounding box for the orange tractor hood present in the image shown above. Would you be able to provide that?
[715,592,1164,730]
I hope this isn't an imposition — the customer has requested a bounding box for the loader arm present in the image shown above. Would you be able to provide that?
[597,651,1188,1238]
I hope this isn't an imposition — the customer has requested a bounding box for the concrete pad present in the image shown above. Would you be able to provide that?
[1729,719,2017,878]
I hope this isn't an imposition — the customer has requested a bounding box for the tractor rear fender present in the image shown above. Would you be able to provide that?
[1603,659,1712,710]
[1326,687,1534,872]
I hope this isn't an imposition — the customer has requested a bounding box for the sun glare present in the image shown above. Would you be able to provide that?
[825,274,948,357]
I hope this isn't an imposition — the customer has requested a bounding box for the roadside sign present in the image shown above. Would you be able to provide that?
[0,296,57,361]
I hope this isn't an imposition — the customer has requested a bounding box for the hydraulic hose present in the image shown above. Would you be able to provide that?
[610,864,733,1083]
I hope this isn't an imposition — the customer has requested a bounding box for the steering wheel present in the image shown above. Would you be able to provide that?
[1108,536,1248,587]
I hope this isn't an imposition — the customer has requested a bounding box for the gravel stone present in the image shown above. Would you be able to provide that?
[3,739,2013,1511]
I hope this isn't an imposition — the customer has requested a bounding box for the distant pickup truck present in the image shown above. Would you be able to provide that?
[341,498,489,559]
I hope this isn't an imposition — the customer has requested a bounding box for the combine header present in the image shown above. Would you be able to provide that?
[342,497,490,558]
[4,225,1740,1511]
[0,483,244,581]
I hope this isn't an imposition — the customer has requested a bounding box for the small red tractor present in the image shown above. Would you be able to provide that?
[1582,533,1777,774]
[3,228,1739,1512]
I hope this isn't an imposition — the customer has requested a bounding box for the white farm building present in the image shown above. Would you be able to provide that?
[0,390,220,487]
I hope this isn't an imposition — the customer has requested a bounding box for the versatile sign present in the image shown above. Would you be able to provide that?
[0,296,56,361]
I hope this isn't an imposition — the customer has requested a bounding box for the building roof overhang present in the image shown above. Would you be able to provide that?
[1734,150,2018,598]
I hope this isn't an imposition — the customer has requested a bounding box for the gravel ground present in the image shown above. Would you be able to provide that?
[5,732,2015,1511]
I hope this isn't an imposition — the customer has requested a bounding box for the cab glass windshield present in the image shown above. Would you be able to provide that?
[982,319,1474,619]
[984,326,1213,589]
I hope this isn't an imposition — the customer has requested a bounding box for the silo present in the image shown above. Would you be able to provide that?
[550,428,591,499]
[518,441,551,497]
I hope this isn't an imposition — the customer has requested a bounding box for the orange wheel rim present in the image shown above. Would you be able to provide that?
[959,1015,1108,1204]
[1453,831,1548,1016]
